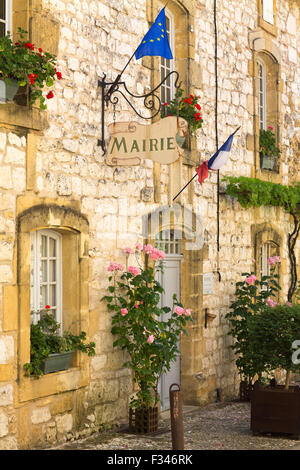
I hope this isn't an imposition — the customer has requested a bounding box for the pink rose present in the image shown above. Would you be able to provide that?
[267,297,276,307]
[143,244,154,254]
[123,247,134,255]
[286,302,292,307]
[267,257,276,265]
[108,262,124,272]
[174,306,185,316]
[185,308,191,316]
[150,248,160,260]
[121,308,128,316]
[147,335,154,344]
[268,126,274,132]
[245,275,256,285]
[128,266,141,276]
[135,243,143,251]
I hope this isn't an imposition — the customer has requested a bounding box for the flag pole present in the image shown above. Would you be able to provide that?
[172,126,241,202]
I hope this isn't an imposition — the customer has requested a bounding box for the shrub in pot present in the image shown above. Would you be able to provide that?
[24,307,96,378]
[226,257,281,399]
[102,243,192,433]
[248,303,300,436]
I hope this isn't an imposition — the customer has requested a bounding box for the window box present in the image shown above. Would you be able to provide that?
[0,78,19,103]
[260,153,276,170]
[41,350,74,375]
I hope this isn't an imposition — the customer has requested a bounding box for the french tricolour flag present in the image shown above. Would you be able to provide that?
[196,130,238,184]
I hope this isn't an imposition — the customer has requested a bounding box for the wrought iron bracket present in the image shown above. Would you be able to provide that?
[97,70,181,156]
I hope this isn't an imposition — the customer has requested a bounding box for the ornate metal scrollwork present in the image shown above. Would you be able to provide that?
[98,70,181,156]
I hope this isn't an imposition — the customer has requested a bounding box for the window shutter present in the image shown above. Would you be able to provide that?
[263,0,274,24]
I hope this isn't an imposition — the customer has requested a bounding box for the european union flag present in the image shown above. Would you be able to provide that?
[135,8,173,61]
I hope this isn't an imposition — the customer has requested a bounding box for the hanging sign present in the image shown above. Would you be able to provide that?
[106,116,188,166]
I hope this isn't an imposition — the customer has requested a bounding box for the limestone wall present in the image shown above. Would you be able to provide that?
[0,0,299,448]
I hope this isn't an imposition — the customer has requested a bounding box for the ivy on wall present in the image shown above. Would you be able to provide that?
[223,176,300,302]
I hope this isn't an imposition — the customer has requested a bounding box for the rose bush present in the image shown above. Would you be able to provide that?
[103,243,192,409]
[226,256,281,385]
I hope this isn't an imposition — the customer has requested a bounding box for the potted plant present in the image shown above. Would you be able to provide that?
[24,307,96,378]
[102,243,192,434]
[161,88,203,147]
[0,27,62,109]
[259,126,280,170]
[249,303,300,437]
[226,257,281,400]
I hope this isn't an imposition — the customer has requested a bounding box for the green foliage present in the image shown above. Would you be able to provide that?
[23,313,95,378]
[161,88,203,135]
[0,28,61,109]
[226,268,281,383]
[247,304,300,376]
[223,176,300,214]
[294,281,300,304]
[103,260,192,409]
[259,127,280,157]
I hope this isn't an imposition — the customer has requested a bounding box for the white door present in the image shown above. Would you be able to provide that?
[156,255,182,411]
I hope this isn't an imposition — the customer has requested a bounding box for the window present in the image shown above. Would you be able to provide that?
[258,240,280,298]
[155,229,182,255]
[160,10,174,104]
[257,59,266,130]
[262,0,274,25]
[0,0,12,37]
[259,241,279,279]
[30,230,62,329]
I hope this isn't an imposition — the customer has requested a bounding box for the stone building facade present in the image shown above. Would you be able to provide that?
[0,0,299,449]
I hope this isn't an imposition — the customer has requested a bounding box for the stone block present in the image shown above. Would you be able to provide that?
[0,410,8,437]
[31,407,51,425]
[0,384,13,406]
[55,413,73,434]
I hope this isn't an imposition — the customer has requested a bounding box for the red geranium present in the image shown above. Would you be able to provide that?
[46,91,54,99]
[24,42,34,50]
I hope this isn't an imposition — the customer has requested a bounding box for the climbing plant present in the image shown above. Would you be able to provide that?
[223,176,300,302]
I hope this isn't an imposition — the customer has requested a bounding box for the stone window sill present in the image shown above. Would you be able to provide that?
[0,103,46,131]
[258,16,277,37]
[18,365,89,403]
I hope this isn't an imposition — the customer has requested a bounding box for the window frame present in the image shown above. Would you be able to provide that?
[0,0,12,37]
[262,0,274,25]
[159,9,175,105]
[257,58,267,131]
[30,229,63,331]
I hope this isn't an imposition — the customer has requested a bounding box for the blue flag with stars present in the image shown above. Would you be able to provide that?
[135,8,173,60]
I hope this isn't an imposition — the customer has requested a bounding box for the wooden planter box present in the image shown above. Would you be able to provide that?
[251,383,300,437]
[41,351,73,374]
[129,406,158,434]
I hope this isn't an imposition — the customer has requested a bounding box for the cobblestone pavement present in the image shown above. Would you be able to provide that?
[50,401,300,451]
